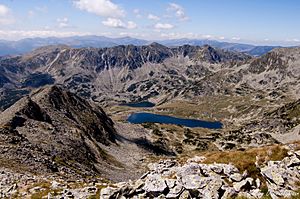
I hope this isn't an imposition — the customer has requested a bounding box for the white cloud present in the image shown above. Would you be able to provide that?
[159,32,225,40]
[74,0,125,18]
[127,21,137,29]
[119,32,147,38]
[57,17,71,28]
[148,14,160,21]
[232,37,241,41]
[160,32,201,39]
[0,30,92,40]
[203,34,212,39]
[167,3,188,21]
[0,4,9,16]
[102,18,137,29]
[0,4,14,25]
[154,23,174,30]
[133,9,140,14]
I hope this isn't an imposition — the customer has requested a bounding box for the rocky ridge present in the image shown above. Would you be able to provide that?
[100,149,300,199]
[0,85,120,178]
[0,44,252,109]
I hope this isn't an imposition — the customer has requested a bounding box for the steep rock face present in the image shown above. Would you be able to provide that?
[0,85,118,177]
[241,47,300,94]
[193,45,251,63]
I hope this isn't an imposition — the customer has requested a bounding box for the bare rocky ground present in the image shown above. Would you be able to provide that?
[100,146,300,199]
[2,142,299,198]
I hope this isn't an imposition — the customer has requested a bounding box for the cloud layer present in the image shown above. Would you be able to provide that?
[148,14,160,21]
[154,23,174,30]
[0,30,91,40]
[102,18,137,29]
[0,4,14,25]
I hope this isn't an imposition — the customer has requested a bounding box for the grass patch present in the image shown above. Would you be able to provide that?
[195,144,291,180]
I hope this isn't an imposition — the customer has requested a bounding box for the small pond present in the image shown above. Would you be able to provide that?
[127,112,222,129]
[120,101,155,108]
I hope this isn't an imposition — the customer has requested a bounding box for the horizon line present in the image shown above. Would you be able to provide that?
[1,35,299,47]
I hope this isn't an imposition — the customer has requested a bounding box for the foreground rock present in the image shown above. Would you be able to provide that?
[100,151,300,199]
[261,150,300,199]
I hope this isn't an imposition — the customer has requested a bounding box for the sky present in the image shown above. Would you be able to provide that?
[0,0,299,46]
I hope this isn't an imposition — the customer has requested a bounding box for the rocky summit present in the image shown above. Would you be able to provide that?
[0,85,119,178]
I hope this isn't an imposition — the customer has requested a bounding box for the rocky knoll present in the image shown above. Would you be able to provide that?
[100,150,300,199]
[0,85,119,178]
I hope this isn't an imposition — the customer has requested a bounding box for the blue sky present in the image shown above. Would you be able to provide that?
[0,0,299,45]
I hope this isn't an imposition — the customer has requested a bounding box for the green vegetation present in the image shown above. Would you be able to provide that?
[201,144,289,179]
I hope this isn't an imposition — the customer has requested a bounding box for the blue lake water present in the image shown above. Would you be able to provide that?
[127,112,223,129]
[120,101,155,108]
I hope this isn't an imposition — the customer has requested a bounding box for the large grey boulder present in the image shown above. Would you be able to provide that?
[233,177,254,192]
[182,175,210,190]
[143,174,168,195]
[165,179,183,198]
[260,150,300,199]
[199,176,223,199]
[100,187,119,199]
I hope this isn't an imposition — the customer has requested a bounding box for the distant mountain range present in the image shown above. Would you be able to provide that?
[0,36,280,56]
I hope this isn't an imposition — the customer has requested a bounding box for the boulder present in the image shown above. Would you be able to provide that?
[182,175,210,190]
[100,187,119,199]
[177,163,201,176]
[229,173,243,182]
[200,176,223,199]
[143,174,168,195]
[165,179,183,198]
[233,177,253,192]
[223,164,240,177]
[261,165,285,186]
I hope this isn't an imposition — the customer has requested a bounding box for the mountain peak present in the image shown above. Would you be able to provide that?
[149,42,165,47]
[0,85,118,176]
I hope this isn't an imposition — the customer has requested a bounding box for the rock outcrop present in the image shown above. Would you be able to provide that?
[261,150,300,199]
[100,150,300,199]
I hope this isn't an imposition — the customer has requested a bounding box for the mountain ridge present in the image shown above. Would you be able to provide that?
[0,35,283,56]
[0,85,121,177]
[0,43,253,109]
